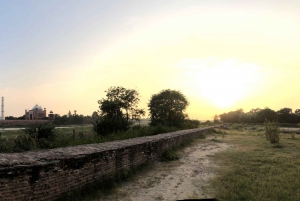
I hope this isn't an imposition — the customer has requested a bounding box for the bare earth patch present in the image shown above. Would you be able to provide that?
[97,138,233,201]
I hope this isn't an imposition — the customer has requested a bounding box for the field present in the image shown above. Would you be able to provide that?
[67,124,300,201]
[210,125,300,201]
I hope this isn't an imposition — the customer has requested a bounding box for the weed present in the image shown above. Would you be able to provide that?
[14,134,37,152]
[210,138,221,143]
[160,149,180,161]
[291,133,296,139]
[200,134,206,139]
[264,120,280,143]
[154,194,164,200]
[210,126,300,201]
[272,143,284,148]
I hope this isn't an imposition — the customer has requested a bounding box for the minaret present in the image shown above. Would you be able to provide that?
[1,97,4,120]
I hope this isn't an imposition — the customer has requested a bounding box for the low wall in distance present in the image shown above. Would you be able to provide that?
[0,120,53,126]
[0,126,217,201]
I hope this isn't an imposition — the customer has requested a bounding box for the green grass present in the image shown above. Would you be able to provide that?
[160,138,195,162]
[209,126,300,201]
[0,124,183,153]
[0,129,24,138]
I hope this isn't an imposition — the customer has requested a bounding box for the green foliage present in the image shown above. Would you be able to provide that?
[219,109,244,123]
[264,120,280,143]
[182,119,201,129]
[0,125,188,153]
[14,134,37,152]
[94,86,145,136]
[220,107,300,124]
[148,124,177,135]
[0,138,14,152]
[160,149,180,161]
[93,115,130,136]
[211,128,300,201]
[290,133,295,139]
[148,89,189,127]
[17,123,57,149]
[54,112,87,125]
[23,123,56,142]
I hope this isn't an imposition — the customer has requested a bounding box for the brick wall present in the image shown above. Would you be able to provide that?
[0,126,216,201]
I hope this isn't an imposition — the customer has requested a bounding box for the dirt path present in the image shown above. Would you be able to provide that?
[98,138,233,201]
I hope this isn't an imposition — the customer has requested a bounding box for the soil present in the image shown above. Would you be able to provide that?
[97,137,233,201]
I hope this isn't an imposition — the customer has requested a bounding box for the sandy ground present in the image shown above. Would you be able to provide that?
[99,138,233,201]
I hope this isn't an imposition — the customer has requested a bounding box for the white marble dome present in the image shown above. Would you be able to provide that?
[32,104,43,110]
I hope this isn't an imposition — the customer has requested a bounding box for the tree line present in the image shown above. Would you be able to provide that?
[93,86,200,136]
[218,107,300,124]
[53,111,92,125]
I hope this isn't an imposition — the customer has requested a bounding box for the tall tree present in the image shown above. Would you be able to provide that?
[148,89,189,127]
[93,86,145,136]
[256,108,277,123]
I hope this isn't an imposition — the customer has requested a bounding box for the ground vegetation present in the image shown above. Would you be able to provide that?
[209,124,300,201]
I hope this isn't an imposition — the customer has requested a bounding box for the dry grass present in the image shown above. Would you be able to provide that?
[209,126,300,201]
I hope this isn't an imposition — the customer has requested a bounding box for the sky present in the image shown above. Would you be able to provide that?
[0,0,300,120]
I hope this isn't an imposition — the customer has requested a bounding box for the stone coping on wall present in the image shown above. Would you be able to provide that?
[0,127,216,168]
[0,126,219,201]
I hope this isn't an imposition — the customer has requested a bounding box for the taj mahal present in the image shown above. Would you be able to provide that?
[25,104,55,120]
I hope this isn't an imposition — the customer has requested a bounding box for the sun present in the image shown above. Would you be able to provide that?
[197,59,259,108]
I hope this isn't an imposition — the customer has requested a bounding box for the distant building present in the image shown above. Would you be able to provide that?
[25,104,55,120]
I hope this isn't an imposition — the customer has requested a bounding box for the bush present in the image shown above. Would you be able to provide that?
[160,149,179,161]
[23,123,56,142]
[149,124,177,135]
[181,119,201,129]
[93,116,130,136]
[264,120,280,143]
[14,134,37,152]
[0,138,14,152]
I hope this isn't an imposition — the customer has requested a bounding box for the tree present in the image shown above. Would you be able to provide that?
[93,86,145,136]
[277,107,298,123]
[148,89,189,127]
[91,111,99,121]
[219,109,244,123]
[213,115,220,123]
[256,108,277,123]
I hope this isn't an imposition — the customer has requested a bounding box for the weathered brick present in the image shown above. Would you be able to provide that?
[0,127,216,201]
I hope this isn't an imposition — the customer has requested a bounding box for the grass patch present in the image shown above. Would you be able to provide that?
[0,125,185,153]
[160,138,194,162]
[209,126,300,201]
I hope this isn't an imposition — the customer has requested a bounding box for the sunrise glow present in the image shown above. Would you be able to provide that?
[0,1,299,120]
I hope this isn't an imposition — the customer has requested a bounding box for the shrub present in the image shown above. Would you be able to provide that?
[22,123,56,149]
[93,116,130,136]
[14,134,37,152]
[149,124,177,135]
[0,138,14,152]
[23,123,56,142]
[181,119,201,129]
[160,149,180,161]
[264,120,280,143]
